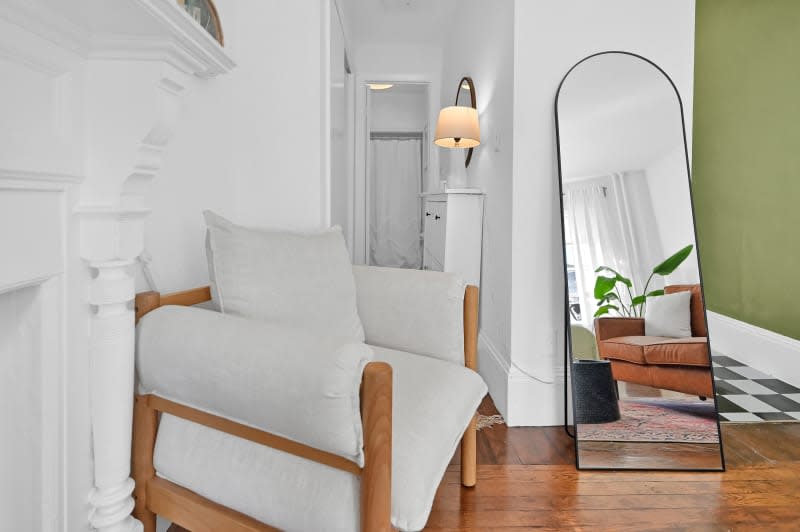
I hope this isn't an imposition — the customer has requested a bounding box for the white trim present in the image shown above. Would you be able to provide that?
[708,310,800,388]
[0,168,83,185]
[477,331,510,421]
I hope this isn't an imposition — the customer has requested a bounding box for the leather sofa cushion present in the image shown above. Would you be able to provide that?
[600,336,710,367]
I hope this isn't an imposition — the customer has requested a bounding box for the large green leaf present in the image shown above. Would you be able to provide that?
[646,289,665,297]
[595,266,632,288]
[594,304,619,317]
[594,276,617,299]
[599,292,620,304]
[652,245,694,276]
[631,295,646,306]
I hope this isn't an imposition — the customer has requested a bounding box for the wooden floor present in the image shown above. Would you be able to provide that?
[170,395,800,531]
[429,396,800,530]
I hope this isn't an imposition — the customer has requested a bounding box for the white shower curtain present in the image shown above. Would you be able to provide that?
[564,184,632,322]
[369,138,422,268]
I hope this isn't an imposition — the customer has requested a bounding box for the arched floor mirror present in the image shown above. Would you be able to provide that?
[555,51,725,471]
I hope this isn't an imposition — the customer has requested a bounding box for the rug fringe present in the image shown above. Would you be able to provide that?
[476,414,505,431]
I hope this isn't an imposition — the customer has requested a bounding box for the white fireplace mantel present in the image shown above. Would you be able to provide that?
[0,1,235,530]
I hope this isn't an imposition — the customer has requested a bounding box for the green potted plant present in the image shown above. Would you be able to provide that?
[593,244,694,318]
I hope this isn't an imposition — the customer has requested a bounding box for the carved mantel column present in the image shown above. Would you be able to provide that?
[87,260,140,532]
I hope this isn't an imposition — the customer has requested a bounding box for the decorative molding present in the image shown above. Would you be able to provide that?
[1,0,235,78]
[87,261,141,532]
[0,168,83,185]
[0,0,88,55]
[707,311,800,388]
[127,0,235,77]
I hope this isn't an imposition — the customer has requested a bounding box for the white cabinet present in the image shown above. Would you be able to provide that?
[422,190,484,286]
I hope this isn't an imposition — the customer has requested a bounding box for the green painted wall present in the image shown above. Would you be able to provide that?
[693,0,800,340]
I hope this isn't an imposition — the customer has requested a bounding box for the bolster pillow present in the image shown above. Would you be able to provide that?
[136,305,374,466]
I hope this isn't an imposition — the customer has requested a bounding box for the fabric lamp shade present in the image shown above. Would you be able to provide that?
[434,106,480,148]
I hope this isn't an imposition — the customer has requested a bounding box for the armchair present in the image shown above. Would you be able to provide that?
[594,284,713,397]
[132,266,487,532]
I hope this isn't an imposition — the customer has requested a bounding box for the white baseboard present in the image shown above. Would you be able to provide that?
[477,332,510,421]
[707,311,800,388]
[478,331,565,427]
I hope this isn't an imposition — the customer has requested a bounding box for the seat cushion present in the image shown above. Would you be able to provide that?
[153,345,487,532]
[600,336,709,367]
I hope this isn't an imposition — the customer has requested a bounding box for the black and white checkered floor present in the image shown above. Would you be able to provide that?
[714,355,800,422]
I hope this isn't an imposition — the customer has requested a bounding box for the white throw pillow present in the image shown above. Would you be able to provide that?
[644,290,692,338]
[204,211,365,342]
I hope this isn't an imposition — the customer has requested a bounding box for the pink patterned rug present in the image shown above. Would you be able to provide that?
[577,397,720,443]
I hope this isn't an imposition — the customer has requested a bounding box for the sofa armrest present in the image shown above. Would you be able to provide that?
[352,265,466,365]
[594,317,645,341]
[136,305,373,466]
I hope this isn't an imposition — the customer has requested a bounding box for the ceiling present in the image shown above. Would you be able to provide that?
[336,0,458,49]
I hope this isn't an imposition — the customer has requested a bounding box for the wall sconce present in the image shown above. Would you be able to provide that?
[433,106,481,149]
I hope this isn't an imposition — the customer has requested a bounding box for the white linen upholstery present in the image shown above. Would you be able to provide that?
[352,265,466,365]
[153,345,487,532]
[645,290,692,338]
[137,305,373,464]
[204,210,365,341]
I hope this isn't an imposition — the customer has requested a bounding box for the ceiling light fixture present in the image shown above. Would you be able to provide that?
[368,83,394,90]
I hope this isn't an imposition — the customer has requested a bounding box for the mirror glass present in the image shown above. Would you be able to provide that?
[556,52,724,470]
[455,77,476,167]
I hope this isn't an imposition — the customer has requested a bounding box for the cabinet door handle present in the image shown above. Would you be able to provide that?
[425,212,431,216]
[434,215,441,220]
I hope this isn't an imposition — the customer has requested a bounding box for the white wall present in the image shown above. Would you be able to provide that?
[330,0,350,248]
[509,0,696,426]
[144,0,329,293]
[370,88,428,132]
[440,0,515,418]
[645,147,700,285]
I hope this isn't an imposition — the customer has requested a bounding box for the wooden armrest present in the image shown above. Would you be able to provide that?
[594,317,645,341]
[135,286,211,324]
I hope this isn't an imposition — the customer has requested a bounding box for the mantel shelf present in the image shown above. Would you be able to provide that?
[2,0,236,77]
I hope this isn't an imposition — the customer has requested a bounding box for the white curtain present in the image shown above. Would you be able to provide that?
[564,184,632,321]
[369,138,422,268]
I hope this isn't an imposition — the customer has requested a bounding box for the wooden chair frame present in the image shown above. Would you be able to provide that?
[132,284,480,532]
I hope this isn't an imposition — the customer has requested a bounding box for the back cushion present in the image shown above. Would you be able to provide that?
[204,211,365,342]
[665,284,707,337]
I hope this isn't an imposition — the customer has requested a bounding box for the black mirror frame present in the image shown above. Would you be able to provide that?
[553,50,726,472]
[453,76,477,168]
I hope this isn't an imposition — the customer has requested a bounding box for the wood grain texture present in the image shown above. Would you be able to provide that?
[160,286,212,308]
[145,394,362,476]
[461,285,479,487]
[149,477,278,532]
[135,291,161,324]
[132,395,159,532]
[360,362,393,532]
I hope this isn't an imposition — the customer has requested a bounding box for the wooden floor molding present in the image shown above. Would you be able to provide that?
[169,396,800,531]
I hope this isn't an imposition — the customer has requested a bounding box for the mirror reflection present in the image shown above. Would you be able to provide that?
[556,52,724,470]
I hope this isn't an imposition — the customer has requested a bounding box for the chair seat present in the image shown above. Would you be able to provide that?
[600,336,710,367]
[153,345,487,532]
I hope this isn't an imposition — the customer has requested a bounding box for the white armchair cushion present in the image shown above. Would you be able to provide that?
[136,305,373,464]
[204,210,365,342]
[153,343,487,532]
[352,265,466,365]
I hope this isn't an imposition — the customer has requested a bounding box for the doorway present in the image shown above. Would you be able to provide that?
[363,81,430,268]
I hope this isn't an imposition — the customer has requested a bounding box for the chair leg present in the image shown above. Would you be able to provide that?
[461,414,477,487]
[132,395,159,532]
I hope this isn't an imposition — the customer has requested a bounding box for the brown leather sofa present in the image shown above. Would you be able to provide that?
[594,284,713,397]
